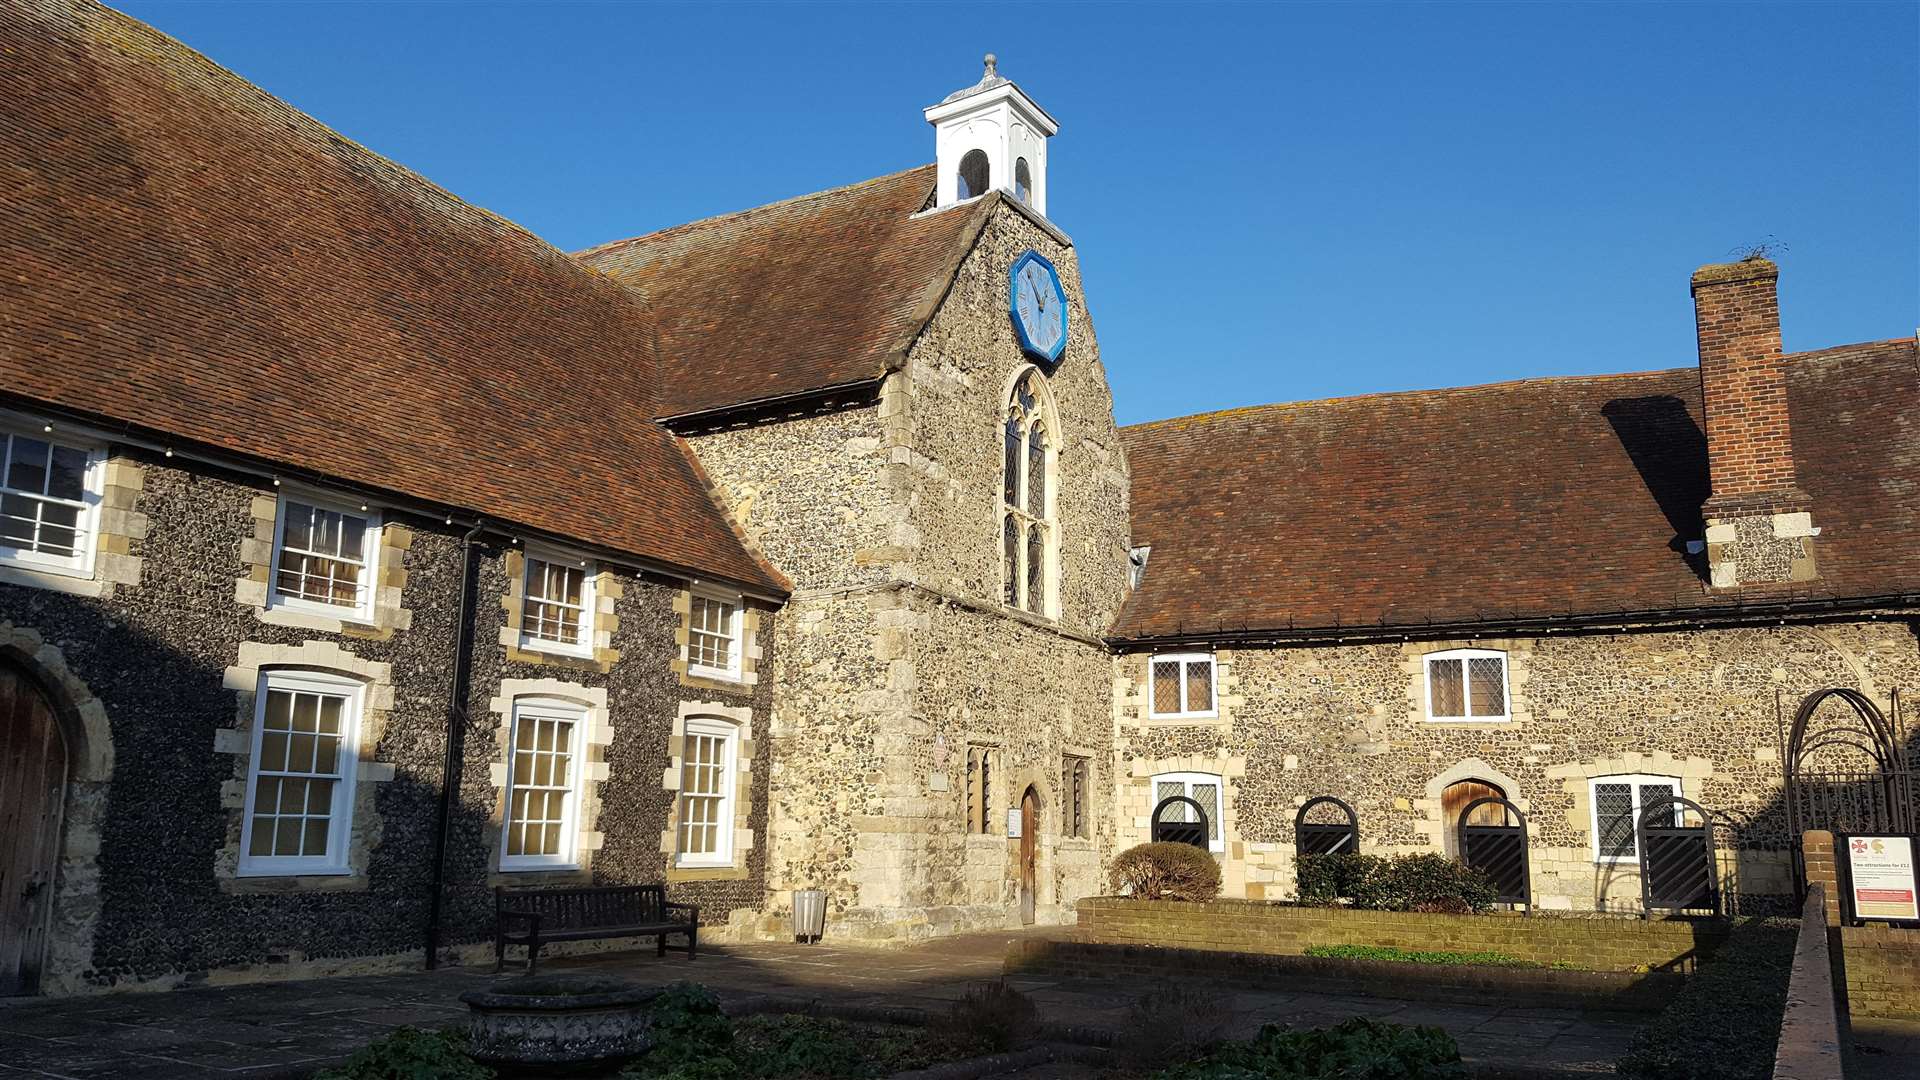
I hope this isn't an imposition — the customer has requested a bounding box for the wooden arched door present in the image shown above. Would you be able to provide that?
[1018,787,1038,925]
[1441,779,1506,857]
[1,661,67,995]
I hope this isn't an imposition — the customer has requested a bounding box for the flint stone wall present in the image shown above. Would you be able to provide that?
[0,448,771,992]
[1115,620,1920,912]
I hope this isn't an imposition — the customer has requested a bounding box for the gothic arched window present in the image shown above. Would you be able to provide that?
[958,150,990,200]
[1002,369,1055,615]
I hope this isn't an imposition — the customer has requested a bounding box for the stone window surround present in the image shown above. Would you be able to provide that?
[1146,651,1218,720]
[1123,753,1247,855]
[0,624,114,995]
[499,548,622,673]
[0,441,146,600]
[1545,752,1714,866]
[214,640,397,893]
[1401,639,1531,728]
[1059,747,1095,844]
[486,679,612,886]
[672,587,762,695]
[235,668,368,878]
[659,700,755,882]
[1119,650,1242,728]
[998,363,1060,621]
[235,491,412,640]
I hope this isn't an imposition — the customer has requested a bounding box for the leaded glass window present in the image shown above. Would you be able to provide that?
[1000,370,1055,616]
[272,497,376,614]
[1590,776,1680,862]
[1424,649,1510,720]
[1148,653,1216,718]
[1152,772,1225,852]
[240,670,361,875]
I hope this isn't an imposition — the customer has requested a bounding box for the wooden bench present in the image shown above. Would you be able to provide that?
[493,883,698,974]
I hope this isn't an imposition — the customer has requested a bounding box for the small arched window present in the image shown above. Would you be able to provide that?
[957,150,990,200]
[1014,157,1032,204]
[1001,370,1055,615]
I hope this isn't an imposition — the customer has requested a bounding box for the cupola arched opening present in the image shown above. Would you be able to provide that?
[1014,158,1032,204]
[957,150,990,201]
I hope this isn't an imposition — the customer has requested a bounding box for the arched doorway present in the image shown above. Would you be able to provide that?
[1018,786,1039,925]
[1,660,68,995]
[1441,778,1507,857]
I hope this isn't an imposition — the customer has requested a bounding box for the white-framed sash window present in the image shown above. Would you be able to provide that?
[0,423,103,578]
[1590,775,1681,864]
[675,716,739,867]
[238,670,364,876]
[269,493,379,619]
[521,554,594,656]
[1423,648,1510,721]
[1148,652,1216,719]
[500,697,584,871]
[688,590,743,681]
[1151,771,1225,853]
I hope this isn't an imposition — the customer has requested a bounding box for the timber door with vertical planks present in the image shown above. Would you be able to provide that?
[1,661,66,996]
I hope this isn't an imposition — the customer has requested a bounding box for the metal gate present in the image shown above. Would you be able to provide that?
[1781,688,1914,898]
[1637,794,1717,916]
[1151,795,1210,849]
[1294,796,1359,857]
[1458,797,1530,907]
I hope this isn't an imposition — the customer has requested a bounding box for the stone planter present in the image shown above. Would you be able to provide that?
[460,975,659,1077]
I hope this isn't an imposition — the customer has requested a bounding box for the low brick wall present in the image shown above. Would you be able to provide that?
[1077,897,1728,973]
[1840,923,1920,1019]
[1773,885,1847,1080]
[1008,938,1683,1013]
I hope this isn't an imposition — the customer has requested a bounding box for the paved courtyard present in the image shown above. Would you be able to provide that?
[4,929,1653,1077]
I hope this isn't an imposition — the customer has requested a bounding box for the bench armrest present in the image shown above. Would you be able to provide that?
[498,909,543,934]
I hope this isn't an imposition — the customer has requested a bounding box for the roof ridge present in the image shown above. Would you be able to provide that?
[1121,366,1698,433]
[573,163,936,259]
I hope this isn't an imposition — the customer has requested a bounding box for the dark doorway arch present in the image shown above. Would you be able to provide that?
[1151,795,1209,849]
[1,658,68,995]
[1294,796,1359,857]
[1441,778,1506,857]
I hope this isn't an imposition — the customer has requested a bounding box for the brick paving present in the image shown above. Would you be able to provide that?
[0,929,1643,1078]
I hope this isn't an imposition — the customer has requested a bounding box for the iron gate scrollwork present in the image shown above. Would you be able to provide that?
[1782,688,1915,900]
[1151,795,1210,849]
[1636,794,1718,916]
[1458,797,1530,908]
[1294,796,1359,857]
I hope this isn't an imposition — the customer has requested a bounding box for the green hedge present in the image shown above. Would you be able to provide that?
[1615,918,1797,1080]
[1296,853,1497,913]
[1156,1016,1466,1079]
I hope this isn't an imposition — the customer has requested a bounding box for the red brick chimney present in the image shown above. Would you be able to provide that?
[1691,258,1817,589]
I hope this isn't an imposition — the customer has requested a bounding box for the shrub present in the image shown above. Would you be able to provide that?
[738,1014,869,1078]
[1156,1017,1466,1079]
[1616,918,1796,1080]
[1111,980,1237,1071]
[1111,841,1223,902]
[1295,853,1496,913]
[313,1027,492,1080]
[624,983,735,1079]
[943,979,1036,1052]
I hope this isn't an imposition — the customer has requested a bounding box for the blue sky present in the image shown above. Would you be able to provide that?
[122,1,1916,426]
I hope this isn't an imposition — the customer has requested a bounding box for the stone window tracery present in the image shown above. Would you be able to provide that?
[1001,370,1056,617]
[1061,755,1089,839]
[966,745,999,834]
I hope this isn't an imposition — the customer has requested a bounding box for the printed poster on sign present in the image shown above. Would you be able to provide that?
[1846,835,1920,921]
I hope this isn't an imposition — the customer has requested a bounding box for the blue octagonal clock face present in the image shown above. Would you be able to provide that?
[1009,250,1068,363]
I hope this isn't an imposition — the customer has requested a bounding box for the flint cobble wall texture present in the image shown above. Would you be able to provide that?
[1076,896,1727,972]
[0,449,771,992]
[1115,621,1920,911]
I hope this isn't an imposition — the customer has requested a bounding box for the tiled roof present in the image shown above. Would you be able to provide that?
[577,165,991,419]
[0,0,781,592]
[1115,339,1920,642]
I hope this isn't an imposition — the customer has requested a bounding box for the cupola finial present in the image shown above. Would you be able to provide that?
[983,53,997,80]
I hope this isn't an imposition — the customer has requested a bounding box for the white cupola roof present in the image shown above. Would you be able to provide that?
[924,54,1059,217]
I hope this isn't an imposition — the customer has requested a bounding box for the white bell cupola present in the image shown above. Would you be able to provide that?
[924,54,1059,217]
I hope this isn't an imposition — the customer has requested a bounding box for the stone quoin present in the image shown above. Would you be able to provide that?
[1,1,1915,996]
